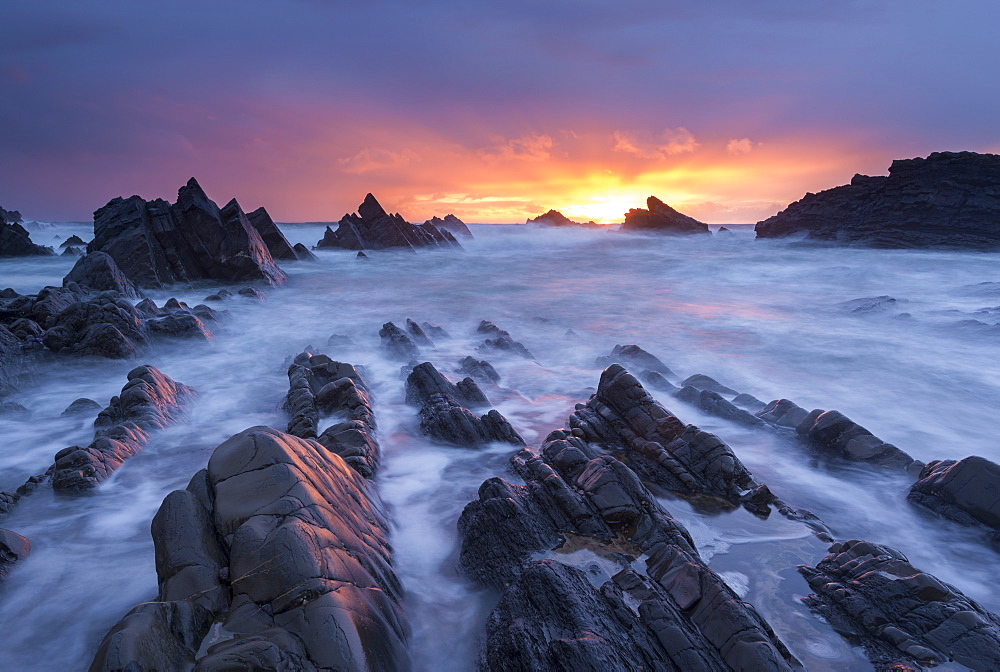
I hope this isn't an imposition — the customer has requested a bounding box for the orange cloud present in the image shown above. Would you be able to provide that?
[612,128,699,159]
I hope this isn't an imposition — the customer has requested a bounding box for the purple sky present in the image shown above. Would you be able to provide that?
[2,1,998,223]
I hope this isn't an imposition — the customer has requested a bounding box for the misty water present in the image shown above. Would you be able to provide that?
[2,221,999,670]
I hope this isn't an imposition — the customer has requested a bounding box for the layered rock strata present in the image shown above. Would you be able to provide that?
[0,220,55,257]
[91,426,409,671]
[908,456,1000,538]
[317,193,460,251]
[245,206,298,260]
[424,214,473,238]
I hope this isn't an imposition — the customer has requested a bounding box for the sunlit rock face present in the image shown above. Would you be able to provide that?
[317,193,461,251]
[620,196,710,234]
[755,151,1000,249]
[87,178,287,288]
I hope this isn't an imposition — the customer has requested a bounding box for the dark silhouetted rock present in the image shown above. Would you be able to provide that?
[756,399,810,428]
[91,426,409,672]
[0,324,23,398]
[755,152,1000,249]
[59,234,86,248]
[0,529,30,581]
[63,251,142,299]
[292,242,317,261]
[425,214,473,237]
[237,286,264,301]
[245,207,297,260]
[405,362,522,446]
[327,333,354,347]
[796,408,921,474]
[908,456,1000,536]
[674,386,766,428]
[86,178,286,288]
[476,320,533,359]
[620,196,710,234]
[60,397,102,417]
[405,318,433,346]
[0,220,55,257]
[0,401,30,418]
[680,373,737,396]
[596,343,676,378]
[733,392,767,412]
[459,356,500,384]
[50,365,195,493]
[799,538,1000,670]
[317,193,461,251]
[420,321,449,340]
[379,321,420,360]
[525,209,599,228]
[61,246,82,257]
[0,206,23,224]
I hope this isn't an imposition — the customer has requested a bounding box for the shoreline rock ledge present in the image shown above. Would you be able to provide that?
[755,151,1000,249]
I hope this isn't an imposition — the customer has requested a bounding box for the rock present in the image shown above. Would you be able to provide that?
[0,324,23,398]
[0,220,55,256]
[86,178,286,288]
[476,320,533,359]
[674,386,766,428]
[316,193,461,251]
[91,426,410,672]
[237,287,265,301]
[245,206,297,260]
[357,251,368,259]
[405,362,522,446]
[292,242,317,261]
[0,529,30,581]
[908,456,1000,535]
[596,344,676,378]
[459,432,801,670]
[837,295,904,314]
[379,321,420,360]
[679,373,737,396]
[0,206,23,224]
[61,246,82,256]
[0,401,30,418]
[641,370,677,392]
[716,226,733,235]
[283,352,370,438]
[203,289,232,302]
[799,538,1000,670]
[796,409,921,473]
[405,318,433,346]
[59,234,86,248]
[755,152,1000,249]
[732,392,767,412]
[420,321,449,340]
[424,214,473,237]
[459,356,501,384]
[63,251,143,299]
[42,293,146,358]
[756,399,810,428]
[50,365,195,493]
[525,209,599,228]
[620,196,710,234]
[60,397,103,417]
[327,333,354,347]
[8,318,43,339]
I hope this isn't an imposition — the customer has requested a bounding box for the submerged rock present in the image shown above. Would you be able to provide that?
[91,426,409,671]
[0,220,55,257]
[0,529,30,580]
[60,397,102,417]
[796,408,921,474]
[908,456,1000,536]
[755,151,1000,249]
[620,196,710,235]
[459,356,500,385]
[424,214,473,238]
[476,320,533,359]
[596,343,676,378]
[86,178,286,288]
[316,193,461,251]
[525,209,599,228]
[799,538,1000,670]
[679,373,737,396]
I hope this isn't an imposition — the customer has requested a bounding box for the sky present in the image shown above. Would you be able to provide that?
[1,1,998,224]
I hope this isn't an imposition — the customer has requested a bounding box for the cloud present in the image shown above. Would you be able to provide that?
[727,138,757,155]
[479,134,554,162]
[339,148,419,174]
[611,128,699,159]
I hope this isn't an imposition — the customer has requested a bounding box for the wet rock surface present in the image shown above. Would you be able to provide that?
[424,214,473,238]
[476,320,534,359]
[908,456,1000,536]
[795,408,921,474]
[0,220,55,257]
[620,196,710,234]
[317,193,461,251]
[91,426,409,672]
[380,320,421,361]
[755,151,1000,249]
[799,538,1000,670]
[87,177,286,288]
[0,529,30,581]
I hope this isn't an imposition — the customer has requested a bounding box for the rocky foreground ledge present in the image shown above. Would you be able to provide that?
[755,151,1000,249]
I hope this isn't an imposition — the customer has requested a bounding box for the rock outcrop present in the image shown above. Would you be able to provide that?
[85,178,286,288]
[596,343,676,379]
[525,209,599,228]
[799,538,1000,670]
[91,426,409,671]
[245,206,298,260]
[316,194,461,251]
[380,321,421,361]
[908,456,1000,537]
[424,214,473,238]
[0,529,29,580]
[0,220,55,257]
[476,320,533,359]
[59,234,86,248]
[620,196,710,234]
[755,151,1000,249]
[63,251,142,298]
[0,206,23,224]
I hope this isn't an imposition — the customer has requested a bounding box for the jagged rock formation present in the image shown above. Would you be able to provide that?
[283,351,380,478]
[316,193,461,251]
[49,365,195,492]
[908,456,1000,537]
[90,426,409,671]
[59,234,86,248]
[405,362,523,446]
[525,209,599,228]
[755,151,1000,249]
[245,206,298,260]
[0,206,23,224]
[380,321,420,360]
[0,529,29,580]
[85,178,287,288]
[620,196,710,234]
[459,428,802,670]
[459,356,500,385]
[0,220,55,257]
[405,317,433,346]
[292,242,317,261]
[596,343,676,378]
[63,251,142,298]
[799,538,1000,670]
[796,407,921,474]
[476,320,533,359]
[674,385,766,427]
[424,214,473,237]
